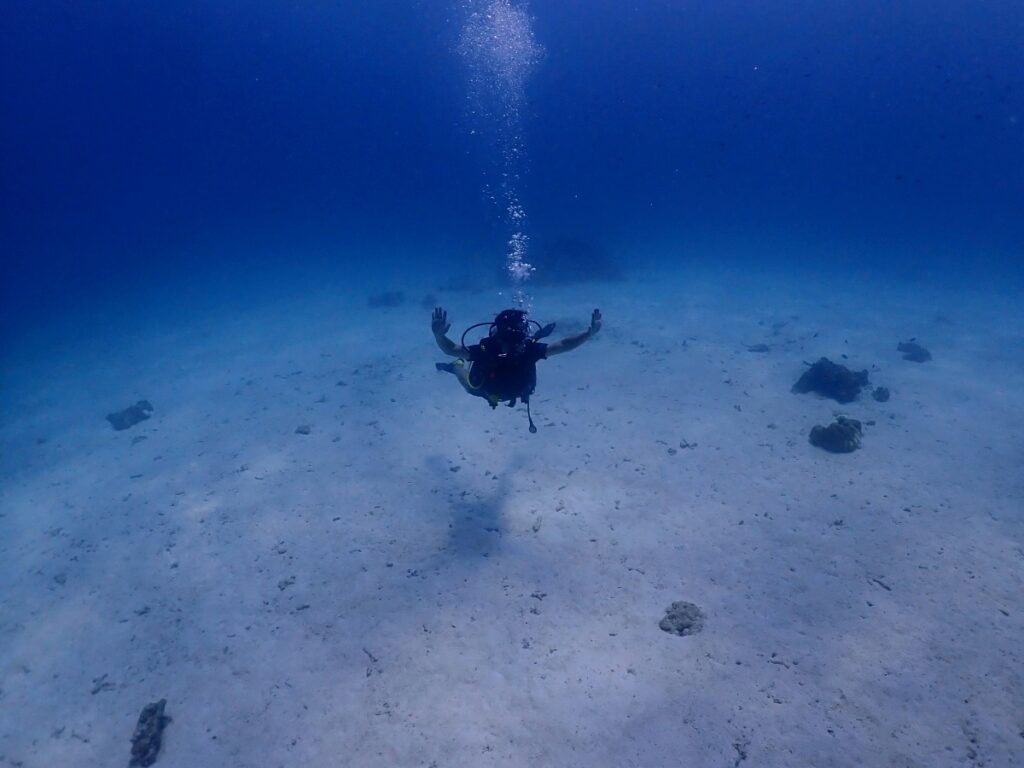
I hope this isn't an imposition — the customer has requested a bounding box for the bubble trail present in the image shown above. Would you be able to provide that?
[458,0,543,308]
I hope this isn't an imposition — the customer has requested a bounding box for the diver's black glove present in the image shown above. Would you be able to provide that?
[431,307,451,336]
[589,308,602,336]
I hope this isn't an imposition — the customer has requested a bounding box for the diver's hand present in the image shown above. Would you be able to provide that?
[431,307,451,336]
[589,308,602,336]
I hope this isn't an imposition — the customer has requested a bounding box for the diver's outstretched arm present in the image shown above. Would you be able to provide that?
[547,309,601,357]
[432,306,469,358]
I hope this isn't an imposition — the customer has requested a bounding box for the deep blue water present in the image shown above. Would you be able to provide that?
[2,0,1022,332]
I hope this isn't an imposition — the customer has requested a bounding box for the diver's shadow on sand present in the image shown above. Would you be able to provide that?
[425,455,517,560]
[445,490,506,557]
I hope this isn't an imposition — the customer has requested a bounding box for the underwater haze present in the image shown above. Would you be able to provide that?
[3,0,1023,321]
[2,2,1023,767]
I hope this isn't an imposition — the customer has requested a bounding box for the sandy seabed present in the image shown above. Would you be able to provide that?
[1,264,1022,767]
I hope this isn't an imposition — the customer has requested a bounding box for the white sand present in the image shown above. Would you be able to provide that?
[1,264,1022,767]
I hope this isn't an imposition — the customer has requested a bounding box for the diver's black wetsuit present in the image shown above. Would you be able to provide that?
[467,337,548,405]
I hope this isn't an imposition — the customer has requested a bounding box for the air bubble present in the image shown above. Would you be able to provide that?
[459,1,542,305]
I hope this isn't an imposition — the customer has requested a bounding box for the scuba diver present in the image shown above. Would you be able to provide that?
[432,306,602,432]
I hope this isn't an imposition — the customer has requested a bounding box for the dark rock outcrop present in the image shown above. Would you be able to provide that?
[529,238,624,286]
[809,416,862,453]
[792,358,869,403]
[898,339,931,362]
[367,291,405,309]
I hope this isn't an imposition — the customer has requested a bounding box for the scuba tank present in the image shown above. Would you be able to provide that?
[459,309,555,433]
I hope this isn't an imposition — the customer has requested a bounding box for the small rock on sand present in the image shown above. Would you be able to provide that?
[129,698,170,767]
[809,416,862,453]
[659,601,705,636]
